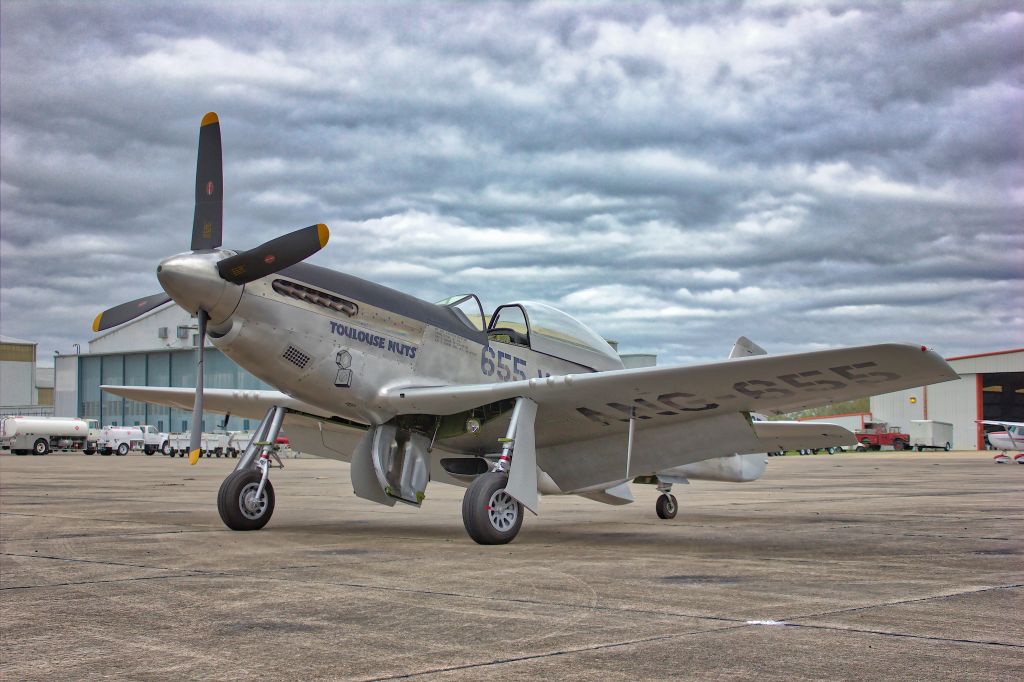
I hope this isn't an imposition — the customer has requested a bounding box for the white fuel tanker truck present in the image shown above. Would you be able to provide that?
[0,416,99,455]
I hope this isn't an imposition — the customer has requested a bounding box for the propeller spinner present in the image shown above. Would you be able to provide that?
[92,112,330,464]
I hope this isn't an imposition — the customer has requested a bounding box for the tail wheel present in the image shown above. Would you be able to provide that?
[217,469,275,531]
[462,472,523,545]
[656,493,678,519]
[33,439,50,456]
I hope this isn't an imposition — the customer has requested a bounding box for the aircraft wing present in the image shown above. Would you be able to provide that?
[386,343,954,492]
[100,385,332,421]
[977,420,1024,428]
[381,343,957,424]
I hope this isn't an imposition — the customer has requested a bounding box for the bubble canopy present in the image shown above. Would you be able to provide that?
[439,296,623,371]
[491,300,623,371]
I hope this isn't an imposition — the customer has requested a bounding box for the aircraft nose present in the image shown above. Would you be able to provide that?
[157,251,242,323]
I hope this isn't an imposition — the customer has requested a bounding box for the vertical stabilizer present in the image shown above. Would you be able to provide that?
[730,336,767,359]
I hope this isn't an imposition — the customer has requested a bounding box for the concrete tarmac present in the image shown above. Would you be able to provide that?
[1,451,1022,680]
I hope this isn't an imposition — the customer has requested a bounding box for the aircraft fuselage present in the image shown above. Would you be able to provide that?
[208,262,596,429]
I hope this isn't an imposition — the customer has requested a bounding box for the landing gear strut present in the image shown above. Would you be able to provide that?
[461,397,536,545]
[655,481,677,519]
[217,406,284,531]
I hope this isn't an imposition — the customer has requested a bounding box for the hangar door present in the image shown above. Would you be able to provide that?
[981,372,1024,448]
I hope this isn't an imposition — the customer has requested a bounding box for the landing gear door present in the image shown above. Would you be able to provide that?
[371,424,431,506]
[350,429,396,507]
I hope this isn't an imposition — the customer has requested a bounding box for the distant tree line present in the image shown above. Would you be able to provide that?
[777,398,869,420]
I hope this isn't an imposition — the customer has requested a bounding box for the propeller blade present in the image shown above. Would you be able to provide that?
[188,309,207,465]
[217,224,330,285]
[93,293,172,332]
[190,112,223,250]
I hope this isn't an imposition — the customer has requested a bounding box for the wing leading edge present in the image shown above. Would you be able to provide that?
[99,385,332,422]
[380,343,958,420]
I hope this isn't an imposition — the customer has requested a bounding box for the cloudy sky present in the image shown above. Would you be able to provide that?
[1,1,1021,367]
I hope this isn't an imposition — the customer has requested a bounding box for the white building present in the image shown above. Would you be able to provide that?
[1,335,36,406]
[1,336,54,416]
[870,348,1024,450]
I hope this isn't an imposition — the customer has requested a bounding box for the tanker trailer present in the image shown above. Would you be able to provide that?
[0,416,97,455]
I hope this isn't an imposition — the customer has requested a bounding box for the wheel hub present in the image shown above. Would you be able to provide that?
[239,482,267,519]
[487,490,518,531]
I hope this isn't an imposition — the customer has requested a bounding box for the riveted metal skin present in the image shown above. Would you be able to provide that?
[157,250,242,324]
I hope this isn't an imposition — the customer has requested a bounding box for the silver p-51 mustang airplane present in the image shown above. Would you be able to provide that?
[96,113,959,544]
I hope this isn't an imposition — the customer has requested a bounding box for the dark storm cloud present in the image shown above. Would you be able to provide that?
[1,1,1021,366]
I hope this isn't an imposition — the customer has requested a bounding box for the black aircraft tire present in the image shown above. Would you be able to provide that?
[656,493,678,519]
[217,469,275,531]
[462,472,523,545]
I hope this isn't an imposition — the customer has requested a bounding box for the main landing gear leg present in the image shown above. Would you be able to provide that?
[462,398,537,545]
[655,481,678,520]
[217,406,285,531]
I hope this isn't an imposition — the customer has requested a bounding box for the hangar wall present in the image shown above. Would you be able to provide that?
[54,355,79,419]
[871,349,1023,450]
[1,336,36,406]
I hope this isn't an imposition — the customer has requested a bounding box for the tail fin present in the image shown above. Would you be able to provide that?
[730,336,767,359]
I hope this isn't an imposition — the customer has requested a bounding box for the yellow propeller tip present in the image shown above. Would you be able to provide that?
[317,223,330,248]
[201,112,219,127]
[92,313,103,333]
[188,448,202,465]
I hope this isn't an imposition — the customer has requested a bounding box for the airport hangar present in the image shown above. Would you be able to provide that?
[797,348,1023,451]
[50,304,656,432]
[0,336,54,417]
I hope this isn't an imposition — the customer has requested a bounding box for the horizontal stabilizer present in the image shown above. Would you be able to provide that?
[752,420,854,450]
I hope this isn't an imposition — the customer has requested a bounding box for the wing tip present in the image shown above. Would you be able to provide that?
[92,312,103,333]
[317,223,330,248]
[201,112,219,127]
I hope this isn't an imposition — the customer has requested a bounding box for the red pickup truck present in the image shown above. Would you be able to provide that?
[854,422,910,451]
